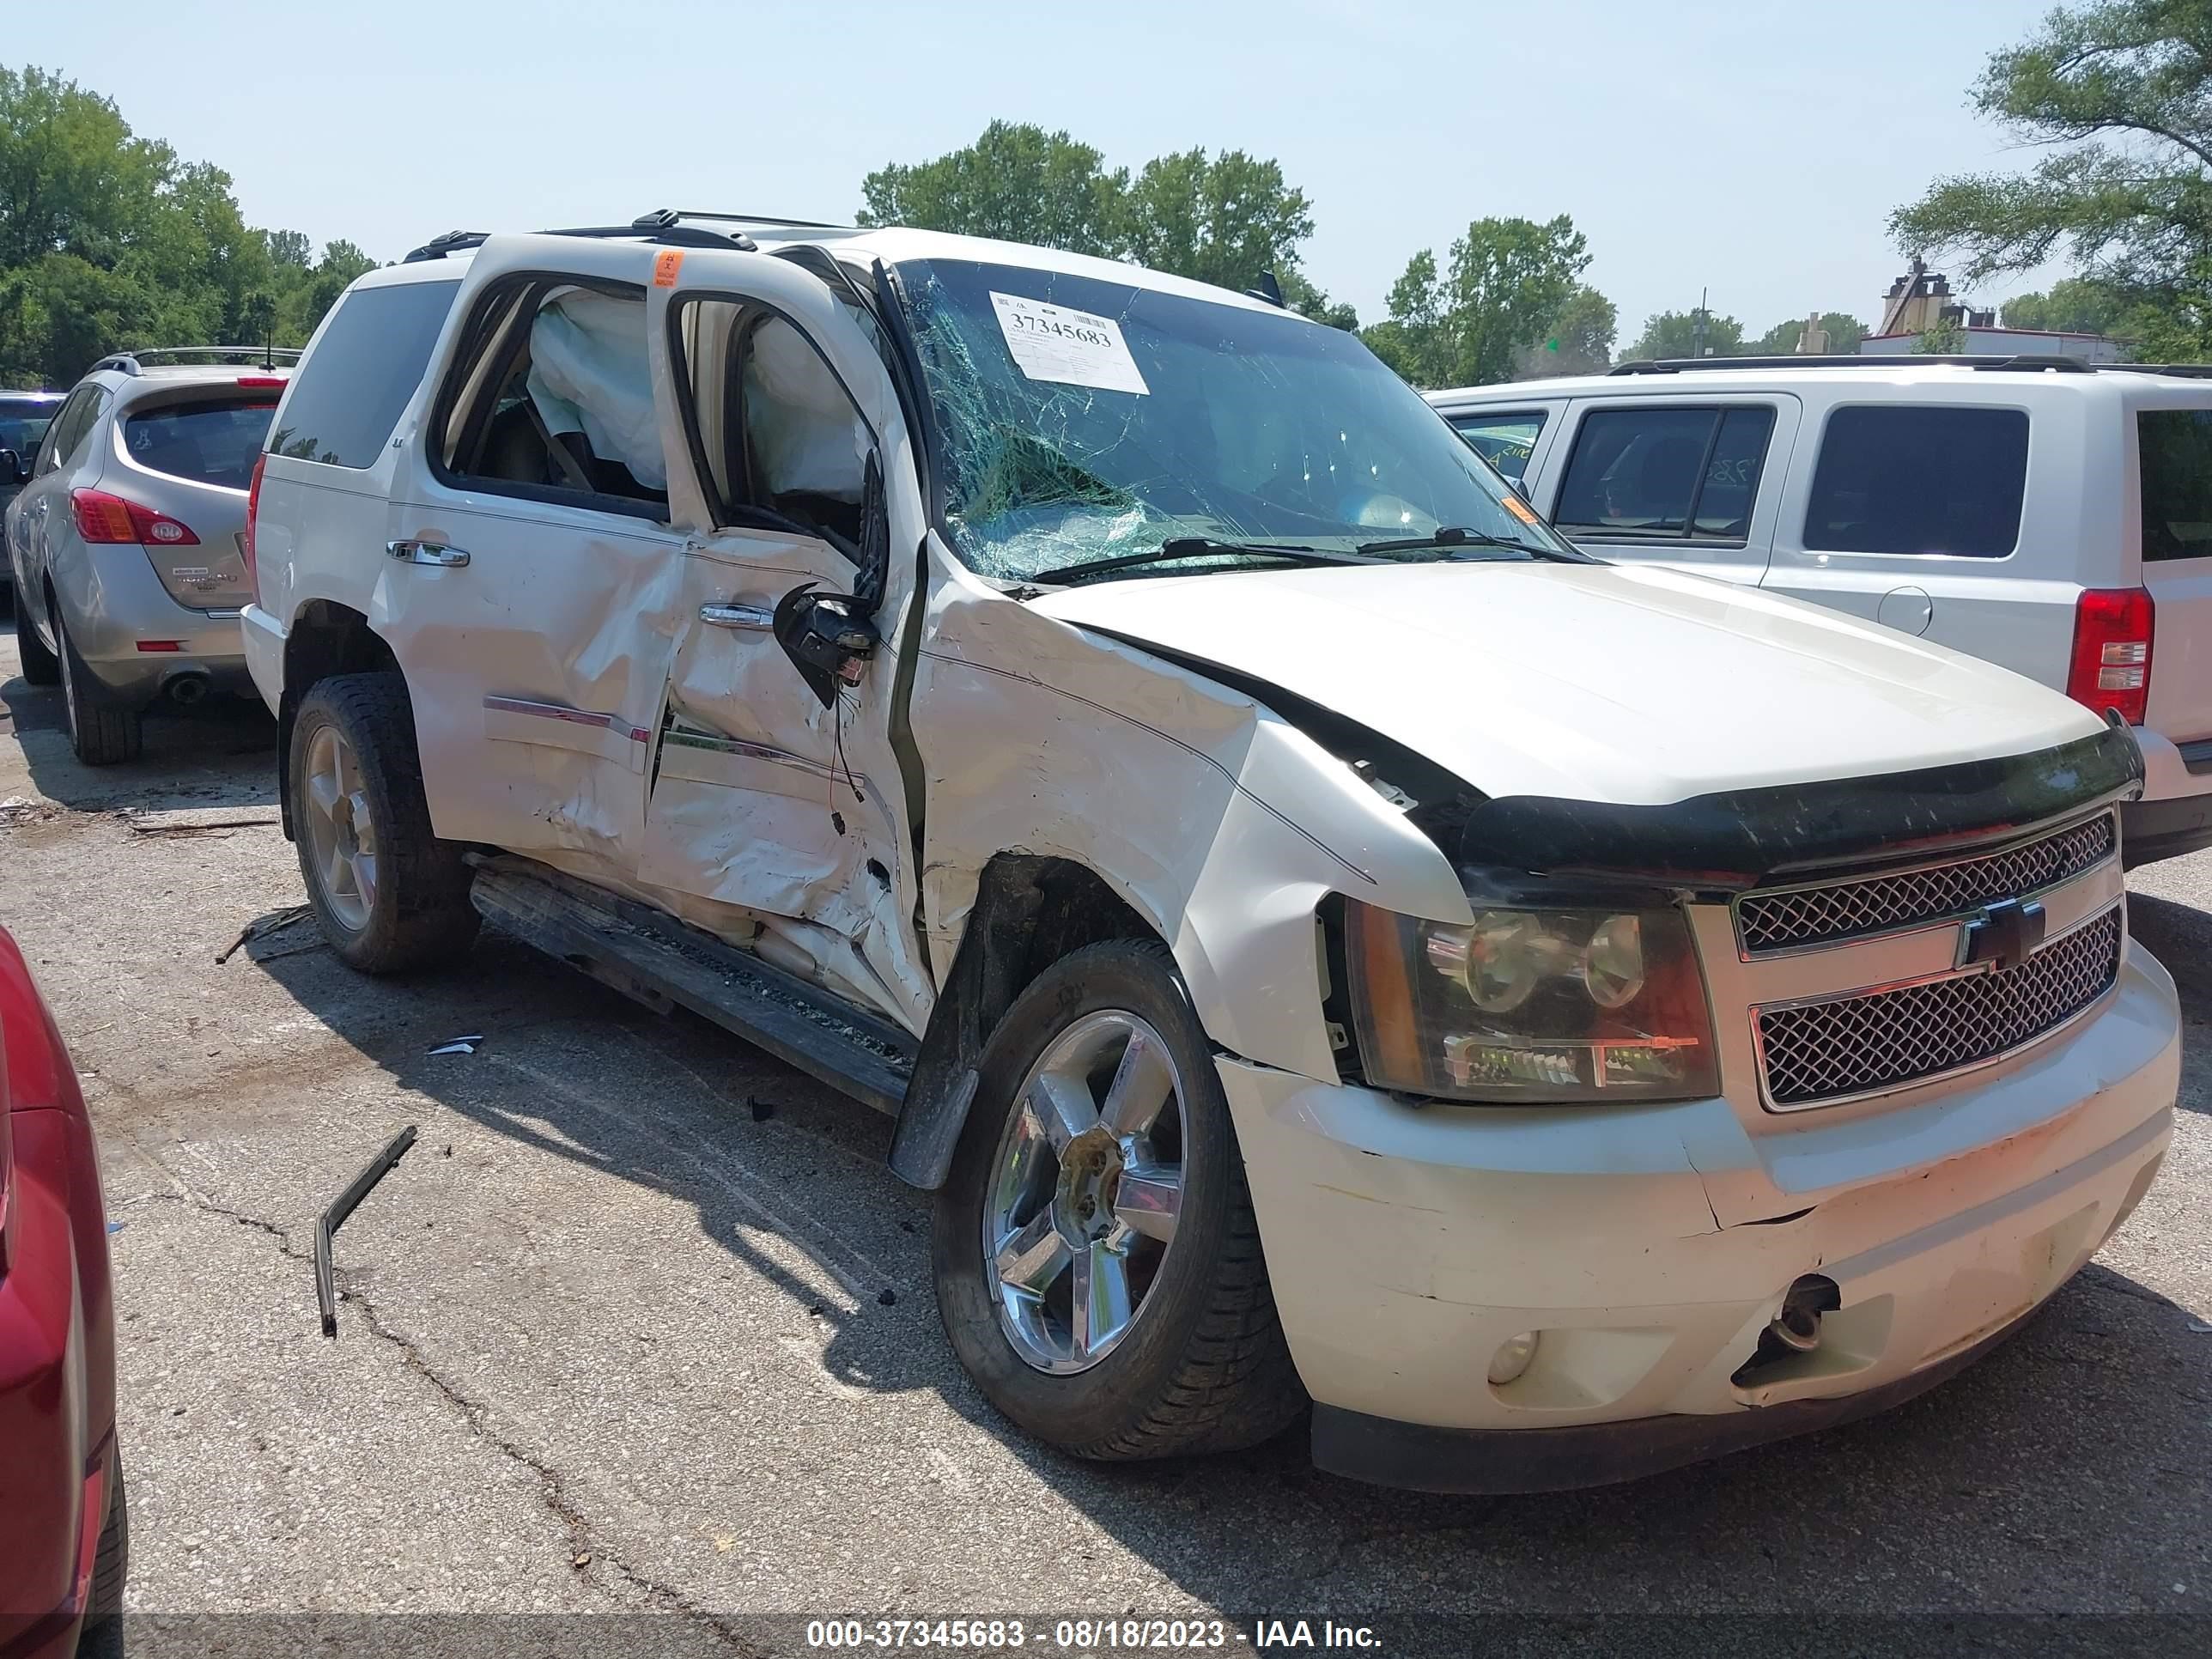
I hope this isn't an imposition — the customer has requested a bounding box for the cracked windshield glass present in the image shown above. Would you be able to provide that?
[894,258,1574,584]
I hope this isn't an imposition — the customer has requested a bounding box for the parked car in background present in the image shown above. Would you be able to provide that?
[0,922,125,1656]
[245,216,2173,1492]
[1429,358,2212,866]
[0,392,64,607]
[3,349,295,763]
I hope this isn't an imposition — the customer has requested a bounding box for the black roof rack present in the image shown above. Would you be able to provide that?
[92,346,302,375]
[1608,354,2095,375]
[400,208,857,265]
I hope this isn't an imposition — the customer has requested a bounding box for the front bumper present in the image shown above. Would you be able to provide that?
[1221,941,2178,1493]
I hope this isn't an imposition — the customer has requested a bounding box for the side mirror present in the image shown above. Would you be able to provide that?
[774,581,879,708]
[0,450,21,488]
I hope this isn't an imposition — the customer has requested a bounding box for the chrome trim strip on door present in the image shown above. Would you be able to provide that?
[482,695,651,743]
[660,726,872,794]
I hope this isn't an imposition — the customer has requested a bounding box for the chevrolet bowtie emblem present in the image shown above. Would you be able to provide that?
[1957,897,2048,974]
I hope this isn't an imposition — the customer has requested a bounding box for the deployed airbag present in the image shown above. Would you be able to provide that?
[745,318,871,501]
[526,289,667,489]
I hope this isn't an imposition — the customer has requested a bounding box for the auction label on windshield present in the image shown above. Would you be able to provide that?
[991,292,1151,395]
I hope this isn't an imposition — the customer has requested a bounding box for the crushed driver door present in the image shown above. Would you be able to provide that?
[639,248,935,1033]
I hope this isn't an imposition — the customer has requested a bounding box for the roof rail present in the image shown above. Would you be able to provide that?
[1607,353,2094,376]
[92,346,303,375]
[402,209,826,265]
[654,207,853,231]
[2105,362,2212,378]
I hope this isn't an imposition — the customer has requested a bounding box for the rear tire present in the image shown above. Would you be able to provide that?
[13,592,59,686]
[932,939,1305,1461]
[58,608,141,764]
[289,672,479,974]
[85,1447,128,1628]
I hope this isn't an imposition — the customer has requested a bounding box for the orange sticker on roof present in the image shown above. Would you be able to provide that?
[653,250,684,288]
[1501,491,1540,526]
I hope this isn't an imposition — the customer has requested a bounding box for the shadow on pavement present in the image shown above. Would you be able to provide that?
[3,615,276,815]
[241,890,2212,1622]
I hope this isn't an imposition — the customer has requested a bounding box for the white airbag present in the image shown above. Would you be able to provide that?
[526,290,667,489]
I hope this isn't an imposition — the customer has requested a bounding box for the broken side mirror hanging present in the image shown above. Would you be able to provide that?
[774,580,878,707]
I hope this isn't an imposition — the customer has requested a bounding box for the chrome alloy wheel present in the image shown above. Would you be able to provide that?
[983,1010,1188,1374]
[301,723,378,930]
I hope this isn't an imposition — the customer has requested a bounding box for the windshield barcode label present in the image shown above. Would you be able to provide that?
[990,292,1150,396]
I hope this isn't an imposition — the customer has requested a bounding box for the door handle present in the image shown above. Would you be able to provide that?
[387,539,470,568]
[699,603,775,631]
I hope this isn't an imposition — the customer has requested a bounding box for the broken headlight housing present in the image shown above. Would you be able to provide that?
[1343,898,1717,1103]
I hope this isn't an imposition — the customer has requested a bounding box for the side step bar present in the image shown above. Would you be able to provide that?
[468,856,914,1115]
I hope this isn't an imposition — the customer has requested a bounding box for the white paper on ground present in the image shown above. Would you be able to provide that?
[990,292,1149,395]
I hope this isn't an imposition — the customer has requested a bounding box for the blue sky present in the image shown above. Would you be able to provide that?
[26,0,2068,338]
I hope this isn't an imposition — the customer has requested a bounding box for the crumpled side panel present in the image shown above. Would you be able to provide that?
[914,558,1471,1079]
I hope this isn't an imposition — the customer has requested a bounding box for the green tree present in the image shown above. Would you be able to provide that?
[1623,307,1746,362]
[1363,216,1590,388]
[1747,311,1869,355]
[1513,283,1615,377]
[1999,276,2131,333]
[1119,147,1314,295]
[0,66,383,385]
[1917,319,1967,353]
[1890,0,2212,359]
[856,120,1128,258]
[1278,269,1358,331]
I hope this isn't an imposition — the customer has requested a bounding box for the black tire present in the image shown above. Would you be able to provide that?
[289,672,479,974]
[85,1446,128,1628]
[57,607,141,764]
[13,591,59,686]
[933,939,1305,1461]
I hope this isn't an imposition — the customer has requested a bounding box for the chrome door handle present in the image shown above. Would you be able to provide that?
[387,539,470,568]
[700,603,775,631]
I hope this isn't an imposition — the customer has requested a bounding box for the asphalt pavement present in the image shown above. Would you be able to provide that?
[0,614,2204,1657]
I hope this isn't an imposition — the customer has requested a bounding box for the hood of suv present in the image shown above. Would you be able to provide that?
[1033,560,2105,807]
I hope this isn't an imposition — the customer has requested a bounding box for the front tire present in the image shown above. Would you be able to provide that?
[58,607,141,764]
[289,672,479,973]
[933,939,1304,1460]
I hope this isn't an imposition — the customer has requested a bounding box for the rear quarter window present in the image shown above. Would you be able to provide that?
[125,397,278,491]
[270,279,461,468]
[1804,405,2028,558]
[2137,409,2212,561]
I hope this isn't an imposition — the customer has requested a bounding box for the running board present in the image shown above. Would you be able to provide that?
[467,856,913,1115]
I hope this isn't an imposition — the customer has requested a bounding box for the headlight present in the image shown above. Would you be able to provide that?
[1344,898,1717,1103]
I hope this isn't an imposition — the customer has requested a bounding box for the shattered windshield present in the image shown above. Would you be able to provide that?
[892,258,1573,583]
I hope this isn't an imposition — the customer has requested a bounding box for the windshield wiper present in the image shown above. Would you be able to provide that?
[1356,525,1584,561]
[1029,538,1364,586]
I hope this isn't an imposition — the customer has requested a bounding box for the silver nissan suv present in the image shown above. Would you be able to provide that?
[4,349,295,763]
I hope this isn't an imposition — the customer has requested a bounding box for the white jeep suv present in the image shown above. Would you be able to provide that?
[243,214,2177,1492]
[1431,356,2212,866]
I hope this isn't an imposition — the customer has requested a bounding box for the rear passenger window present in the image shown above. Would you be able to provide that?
[1446,412,1546,483]
[1554,405,1775,541]
[436,278,668,518]
[672,295,874,548]
[2137,410,2212,562]
[270,279,459,469]
[1804,406,2027,558]
[40,387,107,474]
[124,398,278,491]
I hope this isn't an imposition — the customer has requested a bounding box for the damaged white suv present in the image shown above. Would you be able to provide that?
[243,212,2179,1492]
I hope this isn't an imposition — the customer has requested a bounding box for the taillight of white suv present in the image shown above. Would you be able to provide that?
[242,451,266,602]
[2066,587,2154,724]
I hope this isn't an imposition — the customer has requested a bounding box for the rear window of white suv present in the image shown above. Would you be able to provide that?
[2137,409,2212,562]
[1804,405,2028,558]
[270,279,459,469]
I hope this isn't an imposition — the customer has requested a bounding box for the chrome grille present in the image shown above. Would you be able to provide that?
[1755,906,2123,1109]
[1735,814,2116,955]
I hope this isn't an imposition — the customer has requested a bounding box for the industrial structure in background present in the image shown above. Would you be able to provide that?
[1858,258,2125,362]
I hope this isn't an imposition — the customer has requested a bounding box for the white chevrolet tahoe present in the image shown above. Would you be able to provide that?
[1431,357,2212,867]
[243,213,2179,1492]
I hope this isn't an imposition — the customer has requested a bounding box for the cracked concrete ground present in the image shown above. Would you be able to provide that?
[2,614,2209,1656]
